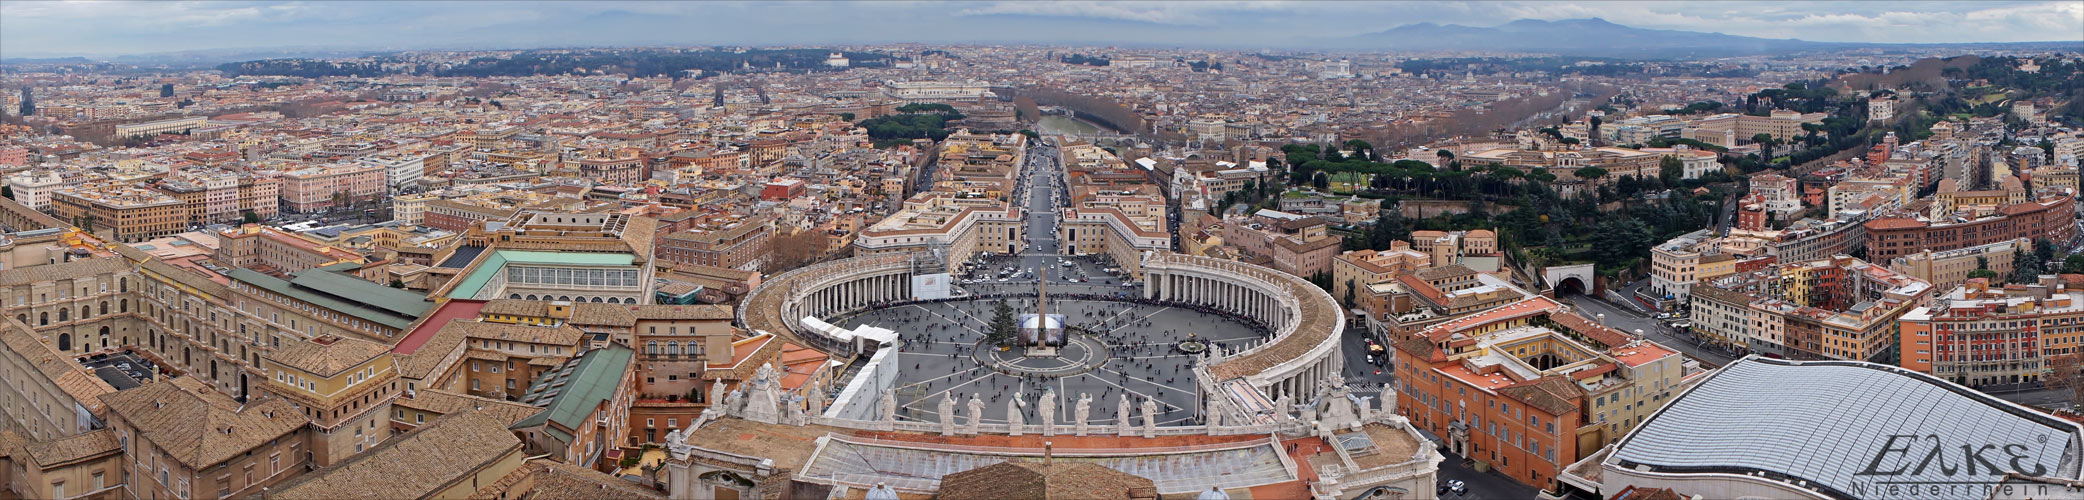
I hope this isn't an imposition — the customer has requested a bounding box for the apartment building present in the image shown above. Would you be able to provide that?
[279,163,386,214]
[0,427,126,500]
[111,116,207,138]
[854,192,1024,271]
[0,318,115,443]
[1865,194,2075,263]
[1689,256,1930,361]
[1218,210,1343,278]
[99,377,311,500]
[1900,277,2084,388]
[5,170,69,212]
[255,334,399,465]
[510,344,634,470]
[1887,238,2026,293]
[572,148,645,186]
[1331,243,1433,304]
[1394,297,1691,490]
[48,183,186,243]
[214,225,364,276]
[655,212,773,272]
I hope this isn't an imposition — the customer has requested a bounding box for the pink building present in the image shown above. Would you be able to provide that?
[282,163,386,213]
[0,147,26,167]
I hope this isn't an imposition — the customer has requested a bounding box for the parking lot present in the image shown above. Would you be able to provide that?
[80,351,156,390]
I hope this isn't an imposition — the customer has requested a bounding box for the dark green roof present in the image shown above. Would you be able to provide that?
[227,266,434,330]
[512,344,634,437]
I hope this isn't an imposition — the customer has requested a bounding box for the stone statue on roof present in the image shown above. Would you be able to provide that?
[1271,394,1292,421]
[1007,394,1025,436]
[1116,393,1132,435]
[722,389,745,417]
[743,366,782,424]
[1074,392,1092,436]
[1205,397,1224,430]
[784,395,807,426]
[966,394,986,435]
[1381,383,1397,416]
[938,393,957,436]
[665,427,692,457]
[1140,397,1159,437]
[881,391,899,423]
[1037,388,1057,436]
[806,382,826,418]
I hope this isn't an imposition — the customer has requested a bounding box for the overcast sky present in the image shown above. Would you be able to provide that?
[3,0,2080,58]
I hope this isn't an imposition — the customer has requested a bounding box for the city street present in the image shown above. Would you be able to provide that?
[1434,449,1543,500]
[1562,293,1736,368]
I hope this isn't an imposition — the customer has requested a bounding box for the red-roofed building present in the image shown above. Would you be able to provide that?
[1395,301,1692,490]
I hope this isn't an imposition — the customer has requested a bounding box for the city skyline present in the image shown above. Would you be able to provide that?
[3,0,2081,59]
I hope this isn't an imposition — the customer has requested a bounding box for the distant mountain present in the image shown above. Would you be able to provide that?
[1345,18,1837,58]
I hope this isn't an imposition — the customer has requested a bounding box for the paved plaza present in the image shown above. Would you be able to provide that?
[831,296,1271,427]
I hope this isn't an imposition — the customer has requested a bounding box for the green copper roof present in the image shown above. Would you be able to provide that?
[227,267,433,330]
[445,250,638,300]
[511,343,634,439]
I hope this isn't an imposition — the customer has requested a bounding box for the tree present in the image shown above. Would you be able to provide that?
[1572,166,1608,181]
[2014,247,2046,284]
[2063,254,2084,275]
[1366,211,1410,250]
[1658,156,1683,185]
[762,230,834,274]
[241,210,260,224]
[1751,133,1776,160]
[988,300,1018,349]
[2050,352,2084,410]
[837,112,855,122]
[0,185,11,200]
[1968,268,2001,282]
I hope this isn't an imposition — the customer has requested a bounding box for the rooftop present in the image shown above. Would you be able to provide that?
[228,264,434,331]
[1610,357,2082,499]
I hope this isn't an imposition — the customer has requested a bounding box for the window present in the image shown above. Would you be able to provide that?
[51,482,63,499]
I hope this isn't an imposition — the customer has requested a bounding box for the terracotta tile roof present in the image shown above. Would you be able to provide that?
[630,304,735,321]
[1544,311,1632,349]
[569,303,638,327]
[1,319,115,411]
[938,460,1157,500]
[396,389,544,427]
[0,256,129,287]
[441,320,587,348]
[269,410,524,500]
[1498,376,1580,417]
[1414,264,1477,281]
[479,299,553,318]
[98,377,307,468]
[269,335,390,377]
[19,428,120,468]
[466,458,666,500]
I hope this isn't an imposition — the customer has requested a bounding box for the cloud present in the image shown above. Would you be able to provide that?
[956,1,1296,26]
[2,0,2076,58]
